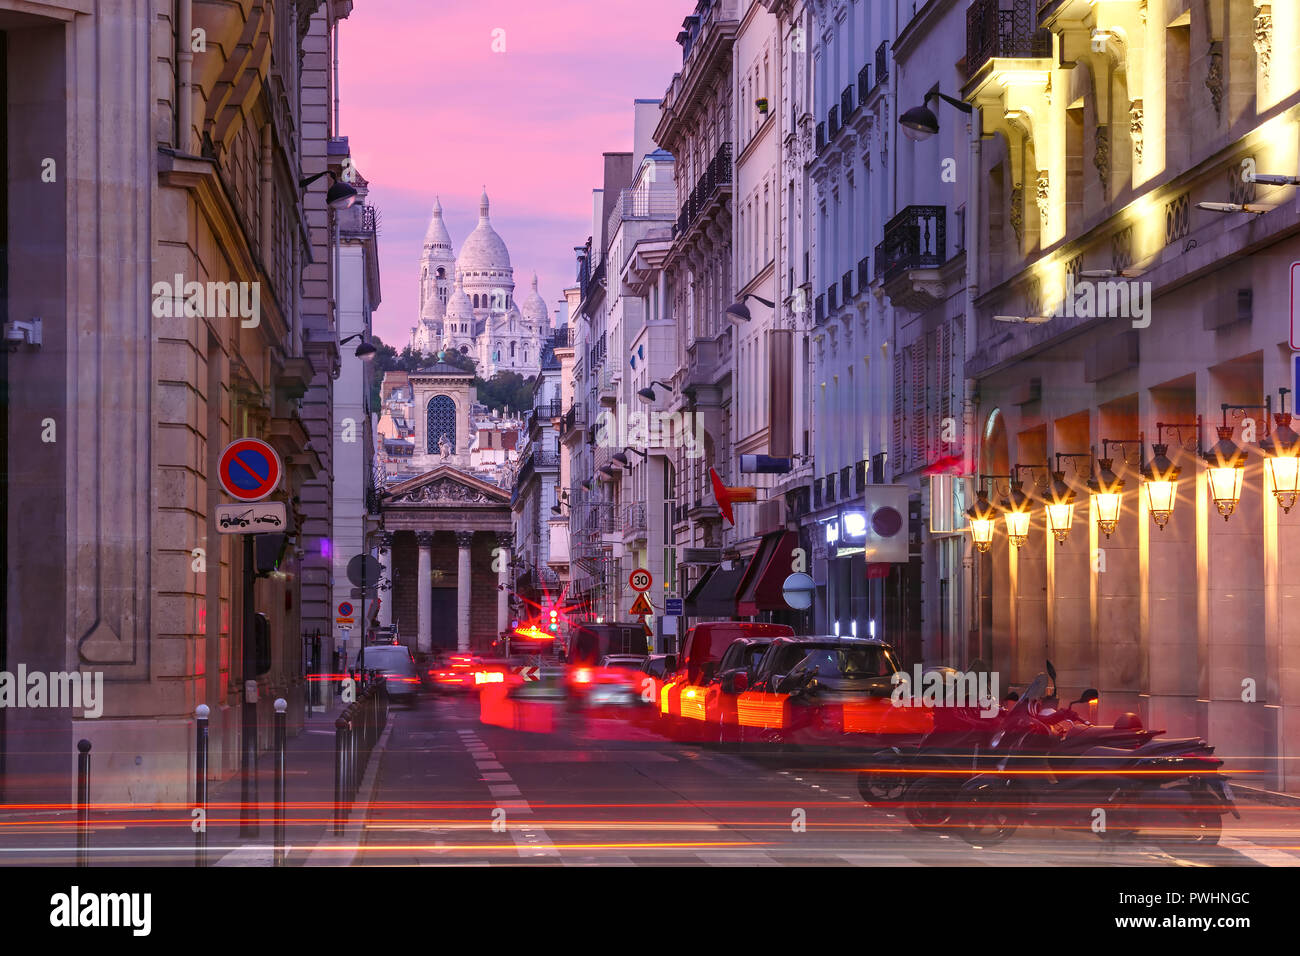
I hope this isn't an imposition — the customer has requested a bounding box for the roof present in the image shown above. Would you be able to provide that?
[410,361,474,377]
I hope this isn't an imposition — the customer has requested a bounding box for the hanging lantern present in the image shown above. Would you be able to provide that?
[966,489,998,553]
[1260,413,1300,514]
[1087,458,1125,538]
[1000,480,1033,548]
[1140,443,1181,531]
[1044,470,1076,545]
[1203,426,1247,521]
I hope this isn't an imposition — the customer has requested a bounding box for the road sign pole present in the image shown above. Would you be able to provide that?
[240,533,259,836]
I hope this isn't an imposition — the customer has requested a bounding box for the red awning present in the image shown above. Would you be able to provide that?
[737,531,800,616]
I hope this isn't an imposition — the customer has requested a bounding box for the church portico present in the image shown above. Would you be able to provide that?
[380,468,512,654]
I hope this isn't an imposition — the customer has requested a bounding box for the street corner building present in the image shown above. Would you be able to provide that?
[0,0,370,806]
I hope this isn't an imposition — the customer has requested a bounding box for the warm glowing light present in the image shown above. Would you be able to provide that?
[1204,427,1247,521]
[966,490,998,553]
[1045,471,1076,544]
[1088,458,1125,538]
[1261,413,1300,514]
[474,670,503,684]
[1141,443,1181,530]
[1000,480,1033,548]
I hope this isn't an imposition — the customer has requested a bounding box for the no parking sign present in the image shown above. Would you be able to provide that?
[219,438,282,503]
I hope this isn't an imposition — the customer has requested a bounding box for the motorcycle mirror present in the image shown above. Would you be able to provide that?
[1072,688,1099,705]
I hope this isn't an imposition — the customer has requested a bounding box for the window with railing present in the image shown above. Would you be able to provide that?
[857,256,871,291]
[875,42,889,84]
[828,105,839,139]
[965,0,1051,78]
[842,271,852,304]
[857,63,871,103]
[841,84,854,120]
[816,122,826,152]
[874,205,947,284]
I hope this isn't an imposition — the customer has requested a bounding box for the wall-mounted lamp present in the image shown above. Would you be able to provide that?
[299,169,358,210]
[899,86,973,142]
[4,317,41,350]
[637,380,675,403]
[725,294,775,322]
[340,333,377,361]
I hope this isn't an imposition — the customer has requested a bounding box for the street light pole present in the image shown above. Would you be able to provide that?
[240,533,258,836]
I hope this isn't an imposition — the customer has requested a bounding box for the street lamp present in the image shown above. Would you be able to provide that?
[1260,389,1300,514]
[1044,466,1077,545]
[898,87,973,142]
[725,294,775,322]
[1000,471,1034,548]
[1088,457,1126,539]
[1204,402,1265,521]
[299,169,358,210]
[966,484,997,553]
[612,446,648,468]
[1142,421,1198,531]
[637,380,675,403]
[340,333,377,361]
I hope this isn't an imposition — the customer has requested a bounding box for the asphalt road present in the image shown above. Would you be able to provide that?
[1,693,1296,867]
[350,695,1300,867]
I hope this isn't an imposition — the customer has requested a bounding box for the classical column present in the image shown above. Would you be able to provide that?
[495,532,513,639]
[377,533,394,629]
[456,532,475,652]
[416,532,434,654]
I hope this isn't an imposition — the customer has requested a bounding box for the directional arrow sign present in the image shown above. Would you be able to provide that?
[514,666,539,681]
[629,592,654,616]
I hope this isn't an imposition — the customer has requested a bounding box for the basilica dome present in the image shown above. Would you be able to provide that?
[456,189,512,274]
[521,273,548,326]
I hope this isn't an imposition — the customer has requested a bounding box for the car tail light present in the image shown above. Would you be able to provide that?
[573,668,592,684]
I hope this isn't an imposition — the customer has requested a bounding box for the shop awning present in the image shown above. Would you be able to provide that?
[737,530,799,616]
[683,563,746,618]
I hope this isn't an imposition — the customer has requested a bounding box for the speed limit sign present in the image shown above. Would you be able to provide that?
[629,568,653,592]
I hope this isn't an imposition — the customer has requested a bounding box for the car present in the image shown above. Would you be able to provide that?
[355,643,422,706]
[566,661,642,712]
[702,637,779,743]
[599,654,646,671]
[734,637,930,750]
[657,622,796,739]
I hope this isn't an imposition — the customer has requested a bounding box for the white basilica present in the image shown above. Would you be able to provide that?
[409,189,549,379]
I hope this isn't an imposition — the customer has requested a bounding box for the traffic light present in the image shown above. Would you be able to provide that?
[548,609,559,633]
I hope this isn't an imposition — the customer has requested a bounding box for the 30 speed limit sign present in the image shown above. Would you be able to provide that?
[628,568,653,592]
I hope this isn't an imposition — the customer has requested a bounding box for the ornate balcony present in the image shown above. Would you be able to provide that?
[875,205,947,285]
[965,0,1052,79]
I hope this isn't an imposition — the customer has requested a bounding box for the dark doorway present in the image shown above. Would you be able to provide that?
[430,587,457,650]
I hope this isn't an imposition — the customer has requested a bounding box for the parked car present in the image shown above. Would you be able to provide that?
[657,622,796,741]
[734,637,928,749]
[355,643,422,706]
[702,637,779,743]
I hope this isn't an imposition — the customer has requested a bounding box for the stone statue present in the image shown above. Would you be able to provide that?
[438,434,452,460]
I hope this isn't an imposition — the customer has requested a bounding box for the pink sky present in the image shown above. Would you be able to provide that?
[338,0,696,348]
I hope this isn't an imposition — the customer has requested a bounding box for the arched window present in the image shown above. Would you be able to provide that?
[436,267,445,278]
[510,341,516,358]
[427,395,457,454]
[473,294,480,308]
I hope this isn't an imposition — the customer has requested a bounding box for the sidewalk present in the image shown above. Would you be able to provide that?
[0,696,391,866]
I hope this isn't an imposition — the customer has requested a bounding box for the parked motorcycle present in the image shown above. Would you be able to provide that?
[951,671,1237,847]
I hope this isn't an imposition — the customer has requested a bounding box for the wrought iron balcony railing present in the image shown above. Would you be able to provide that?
[857,63,871,103]
[674,142,733,239]
[855,459,868,493]
[825,473,836,504]
[966,0,1051,78]
[858,256,871,291]
[813,478,823,509]
[815,294,825,324]
[624,503,647,534]
[828,105,839,140]
[816,122,826,152]
[841,84,854,122]
[827,283,837,313]
[875,41,889,85]
[842,271,853,305]
[875,205,946,284]
[840,465,851,498]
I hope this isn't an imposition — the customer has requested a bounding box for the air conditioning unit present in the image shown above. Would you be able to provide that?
[757,498,784,533]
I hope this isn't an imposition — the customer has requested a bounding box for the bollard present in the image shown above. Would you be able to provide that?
[334,715,349,835]
[274,698,287,866]
[195,705,209,868]
[76,739,92,868]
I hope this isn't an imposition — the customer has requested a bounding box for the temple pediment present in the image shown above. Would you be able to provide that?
[382,465,510,506]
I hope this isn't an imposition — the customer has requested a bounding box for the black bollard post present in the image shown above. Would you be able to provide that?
[334,714,348,835]
[76,739,92,868]
[195,705,209,868]
[274,698,287,866]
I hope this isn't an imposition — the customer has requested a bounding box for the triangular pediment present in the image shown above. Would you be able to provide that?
[381,465,511,506]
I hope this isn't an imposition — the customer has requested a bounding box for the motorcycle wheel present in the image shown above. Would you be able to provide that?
[859,768,908,804]
[902,777,954,832]
[956,784,1019,846]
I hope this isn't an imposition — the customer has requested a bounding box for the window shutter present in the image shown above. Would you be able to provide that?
[892,347,906,478]
[910,343,926,469]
